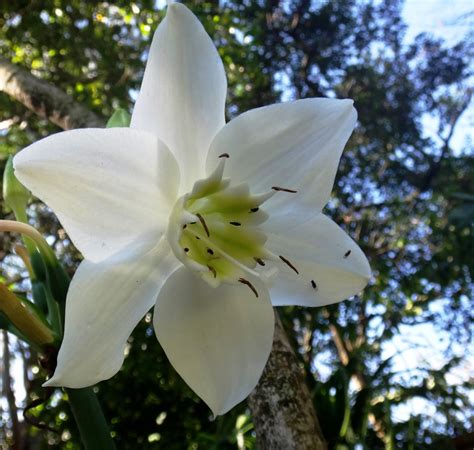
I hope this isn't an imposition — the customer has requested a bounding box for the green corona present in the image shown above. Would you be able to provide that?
[167,155,279,295]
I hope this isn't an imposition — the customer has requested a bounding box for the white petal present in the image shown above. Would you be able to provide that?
[131,3,227,191]
[14,128,179,262]
[206,98,356,213]
[44,238,180,388]
[153,267,274,416]
[265,214,371,307]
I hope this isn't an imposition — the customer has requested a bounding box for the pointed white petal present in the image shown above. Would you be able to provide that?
[206,98,356,213]
[153,267,274,416]
[265,214,371,306]
[14,128,179,262]
[44,238,180,388]
[131,3,227,191]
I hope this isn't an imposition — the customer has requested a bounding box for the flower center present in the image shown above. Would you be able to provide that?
[167,155,276,296]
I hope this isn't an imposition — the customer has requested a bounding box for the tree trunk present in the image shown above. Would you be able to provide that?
[248,311,327,450]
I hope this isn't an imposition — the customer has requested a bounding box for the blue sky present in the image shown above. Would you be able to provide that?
[403,0,472,45]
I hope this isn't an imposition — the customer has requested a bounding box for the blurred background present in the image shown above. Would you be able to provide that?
[0,0,472,448]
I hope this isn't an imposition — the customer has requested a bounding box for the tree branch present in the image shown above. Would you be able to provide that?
[0,57,105,130]
[248,311,327,450]
[420,90,472,191]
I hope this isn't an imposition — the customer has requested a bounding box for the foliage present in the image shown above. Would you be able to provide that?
[0,0,472,448]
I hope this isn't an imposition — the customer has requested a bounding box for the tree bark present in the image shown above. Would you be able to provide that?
[248,311,327,450]
[0,57,105,130]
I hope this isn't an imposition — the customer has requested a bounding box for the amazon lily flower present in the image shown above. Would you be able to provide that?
[13,2,370,416]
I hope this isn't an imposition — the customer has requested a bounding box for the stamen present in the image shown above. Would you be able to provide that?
[196,213,210,237]
[344,250,351,258]
[208,265,217,278]
[239,277,259,298]
[184,248,189,253]
[279,255,299,274]
[250,207,259,213]
[182,224,187,230]
[219,153,230,158]
[311,280,317,290]
[254,257,265,266]
[207,248,214,255]
[195,236,200,240]
[272,186,298,193]
[229,221,241,226]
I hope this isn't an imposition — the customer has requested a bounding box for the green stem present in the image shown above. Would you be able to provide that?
[12,206,37,255]
[66,388,116,450]
[0,219,56,265]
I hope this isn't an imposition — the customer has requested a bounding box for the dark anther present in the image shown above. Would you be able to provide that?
[207,248,214,255]
[184,248,189,253]
[195,236,200,240]
[272,186,298,193]
[196,213,210,237]
[219,152,230,158]
[311,280,318,290]
[250,207,259,213]
[189,221,197,225]
[279,255,299,274]
[344,250,352,258]
[254,257,266,266]
[208,265,217,278]
[182,224,187,229]
[229,221,241,226]
[239,277,259,298]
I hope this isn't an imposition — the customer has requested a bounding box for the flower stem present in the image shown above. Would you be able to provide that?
[66,388,116,450]
[10,207,37,255]
[0,283,55,347]
[0,220,56,265]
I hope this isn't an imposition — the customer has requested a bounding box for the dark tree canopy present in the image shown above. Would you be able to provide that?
[0,1,472,449]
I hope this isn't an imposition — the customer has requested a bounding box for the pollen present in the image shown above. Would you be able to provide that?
[279,255,299,274]
[271,186,297,193]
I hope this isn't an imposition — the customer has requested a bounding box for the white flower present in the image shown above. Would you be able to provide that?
[13,3,370,416]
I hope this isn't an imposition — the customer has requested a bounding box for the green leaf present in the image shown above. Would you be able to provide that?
[2,155,30,215]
